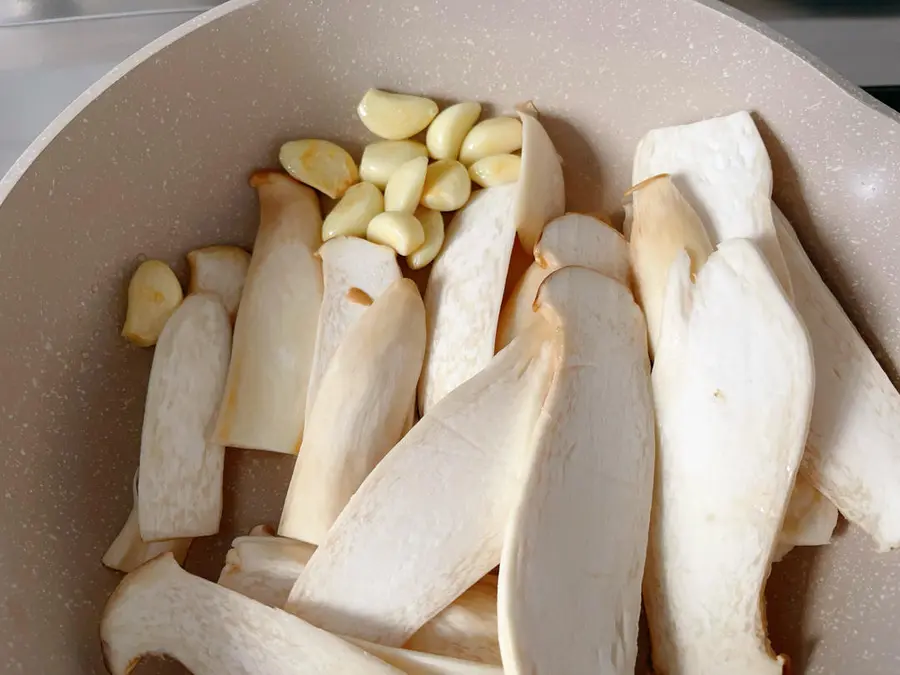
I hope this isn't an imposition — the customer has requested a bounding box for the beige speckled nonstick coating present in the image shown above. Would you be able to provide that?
[1,0,899,673]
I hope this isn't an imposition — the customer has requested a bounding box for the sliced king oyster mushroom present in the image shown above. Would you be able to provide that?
[512,109,566,252]
[499,266,654,675]
[627,173,713,357]
[644,239,814,675]
[100,554,402,675]
[631,115,838,554]
[496,212,631,350]
[219,535,501,665]
[218,533,317,607]
[632,111,792,295]
[138,292,231,541]
[103,471,191,572]
[344,637,502,675]
[418,183,519,414]
[279,278,426,545]
[186,245,251,321]
[773,203,900,550]
[211,171,323,455]
[420,114,564,414]
[304,236,402,422]
[285,319,557,646]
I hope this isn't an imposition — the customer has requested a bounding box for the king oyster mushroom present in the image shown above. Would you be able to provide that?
[304,236,402,422]
[103,471,191,573]
[100,554,402,675]
[643,239,814,675]
[631,116,838,553]
[419,114,563,413]
[496,212,631,350]
[285,319,557,646]
[211,171,323,455]
[418,183,519,413]
[773,203,900,550]
[138,292,231,541]
[279,278,426,545]
[498,266,654,675]
[512,109,565,253]
[186,245,251,321]
[218,533,502,665]
[344,638,502,675]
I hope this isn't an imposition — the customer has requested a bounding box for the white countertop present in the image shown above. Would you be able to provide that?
[0,11,202,173]
[1,4,898,176]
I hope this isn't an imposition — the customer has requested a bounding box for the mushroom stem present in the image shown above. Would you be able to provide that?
[100,554,403,675]
[138,293,231,541]
[499,267,654,675]
[644,240,813,674]
[305,236,401,423]
[773,204,900,550]
[103,472,191,573]
[279,278,426,545]
[497,212,631,350]
[211,172,323,455]
[218,536,501,664]
[285,319,557,646]
[102,506,191,573]
[418,183,519,414]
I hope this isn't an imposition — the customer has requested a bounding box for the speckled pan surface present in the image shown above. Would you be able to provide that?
[1,0,899,673]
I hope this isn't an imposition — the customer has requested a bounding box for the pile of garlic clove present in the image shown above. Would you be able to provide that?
[280,89,525,269]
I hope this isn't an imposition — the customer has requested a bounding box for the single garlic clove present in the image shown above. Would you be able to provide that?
[366,211,425,255]
[279,139,359,199]
[468,154,522,188]
[322,181,384,241]
[458,117,523,165]
[426,101,482,161]
[359,140,428,189]
[122,260,184,347]
[407,207,445,270]
[384,156,429,213]
[357,89,439,140]
[421,159,472,212]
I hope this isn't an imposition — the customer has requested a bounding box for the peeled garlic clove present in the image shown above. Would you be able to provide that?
[322,181,384,241]
[187,246,251,321]
[357,89,438,140]
[122,260,184,347]
[366,211,425,255]
[384,156,429,213]
[458,117,523,165]
[279,139,359,199]
[468,154,521,188]
[360,140,429,189]
[421,159,471,212]
[407,207,445,270]
[426,101,482,161]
